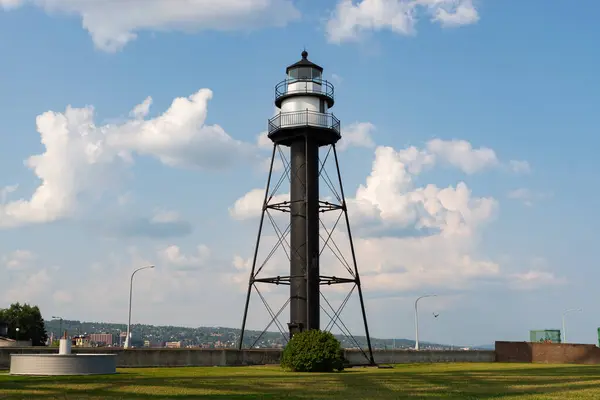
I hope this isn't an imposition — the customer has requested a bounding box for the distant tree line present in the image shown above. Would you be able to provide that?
[0,302,465,349]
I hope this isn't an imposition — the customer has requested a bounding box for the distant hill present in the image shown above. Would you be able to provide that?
[43,319,454,350]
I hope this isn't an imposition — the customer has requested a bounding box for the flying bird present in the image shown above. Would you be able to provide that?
[433,313,439,318]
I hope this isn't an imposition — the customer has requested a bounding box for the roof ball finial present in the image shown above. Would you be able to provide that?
[301,49,308,59]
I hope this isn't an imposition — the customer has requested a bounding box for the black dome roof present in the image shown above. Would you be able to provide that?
[285,50,323,74]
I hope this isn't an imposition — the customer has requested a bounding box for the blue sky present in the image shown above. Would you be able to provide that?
[0,0,598,346]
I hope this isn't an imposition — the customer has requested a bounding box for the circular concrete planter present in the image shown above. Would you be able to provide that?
[10,354,117,375]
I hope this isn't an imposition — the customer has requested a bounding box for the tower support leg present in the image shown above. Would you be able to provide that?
[332,144,376,365]
[238,144,277,350]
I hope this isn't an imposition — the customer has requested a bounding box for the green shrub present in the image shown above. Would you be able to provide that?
[281,329,345,372]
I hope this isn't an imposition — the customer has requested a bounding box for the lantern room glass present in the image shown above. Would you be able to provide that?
[288,67,322,81]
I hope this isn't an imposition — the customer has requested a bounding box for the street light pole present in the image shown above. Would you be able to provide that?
[125,265,155,349]
[52,316,63,339]
[415,294,437,351]
[562,308,582,343]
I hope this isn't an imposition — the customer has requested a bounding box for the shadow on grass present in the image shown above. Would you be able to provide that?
[1,364,600,399]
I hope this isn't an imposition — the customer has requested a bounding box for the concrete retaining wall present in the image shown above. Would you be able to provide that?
[0,348,283,369]
[10,354,117,375]
[496,341,600,364]
[0,339,32,347]
[0,347,494,369]
[347,349,495,365]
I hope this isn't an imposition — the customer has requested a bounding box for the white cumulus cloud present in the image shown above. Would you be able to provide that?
[159,244,211,270]
[426,139,498,174]
[351,145,497,236]
[326,0,479,43]
[0,89,257,229]
[1,0,300,52]
[338,122,376,151]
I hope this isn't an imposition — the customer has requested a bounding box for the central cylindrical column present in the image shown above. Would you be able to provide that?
[289,134,320,338]
[59,338,72,355]
[289,139,307,336]
[305,135,320,332]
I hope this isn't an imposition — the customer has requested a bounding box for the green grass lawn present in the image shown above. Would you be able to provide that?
[1,363,600,399]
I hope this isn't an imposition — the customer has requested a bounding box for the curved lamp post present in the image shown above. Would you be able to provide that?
[125,265,155,349]
[562,308,582,343]
[52,316,63,339]
[415,294,437,351]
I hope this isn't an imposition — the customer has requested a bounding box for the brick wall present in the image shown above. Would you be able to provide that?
[496,341,600,364]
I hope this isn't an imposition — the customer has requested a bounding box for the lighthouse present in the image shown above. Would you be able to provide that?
[239,51,374,365]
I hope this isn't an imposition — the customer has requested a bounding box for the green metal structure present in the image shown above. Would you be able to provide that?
[597,328,600,347]
[530,330,561,343]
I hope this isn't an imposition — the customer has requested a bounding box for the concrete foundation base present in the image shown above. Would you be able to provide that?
[9,354,117,375]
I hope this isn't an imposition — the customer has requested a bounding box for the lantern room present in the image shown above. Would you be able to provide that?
[274,51,335,110]
[286,50,323,81]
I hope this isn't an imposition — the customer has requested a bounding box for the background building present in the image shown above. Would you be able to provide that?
[89,333,113,346]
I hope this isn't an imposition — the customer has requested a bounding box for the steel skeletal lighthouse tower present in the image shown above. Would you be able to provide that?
[238,51,375,365]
